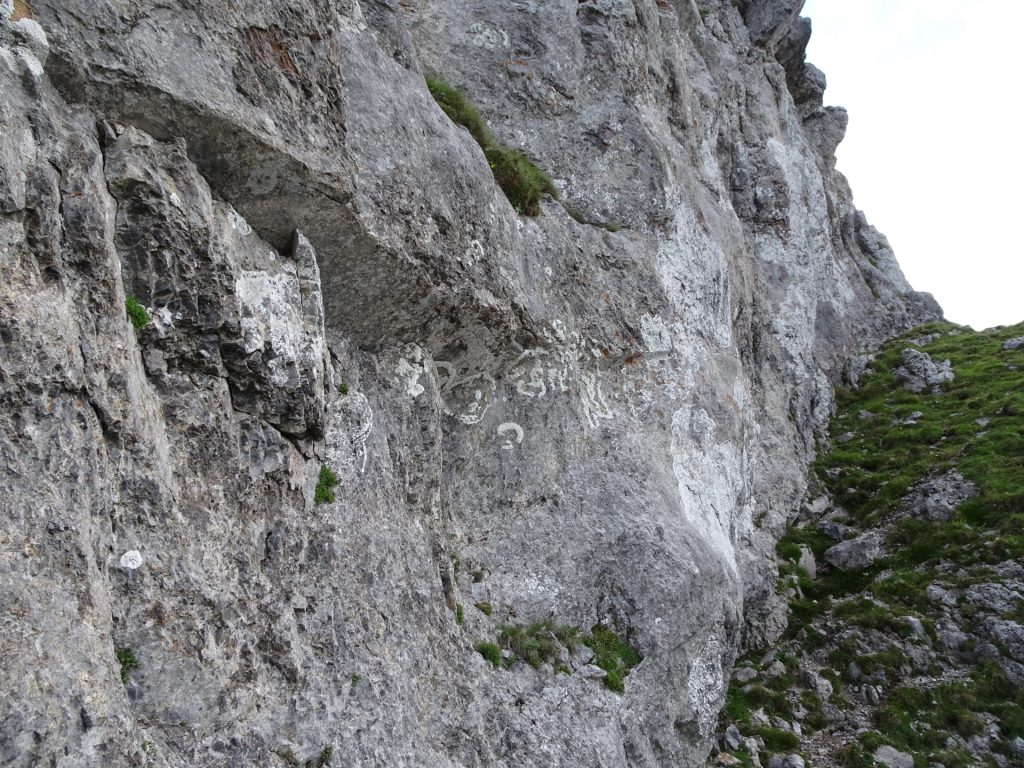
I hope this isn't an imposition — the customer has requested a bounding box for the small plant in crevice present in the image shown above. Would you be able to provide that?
[499,619,581,670]
[274,749,300,767]
[455,603,465,625]
[564,204,588,225]
[425,76,558,217]
[474,600,493,616]
[125,297,150,331]
[314,465,338,505]
[475,641,502,668]
[474,619,642,694]
[116,647,140,685]
[583,623,642,694]
[275,745,334,768]
[562,202,621,232]
[310,746,333,768]
[425,76,492,147]
[484,146,557,216]
[338,381,349,396]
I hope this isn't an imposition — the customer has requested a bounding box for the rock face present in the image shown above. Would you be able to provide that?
[901,470,977,522]
[0,2,939,767]
[894,348,955,393]
[824,530,885,571]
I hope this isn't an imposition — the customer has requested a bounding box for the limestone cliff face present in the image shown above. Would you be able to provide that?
[0,1,939,766]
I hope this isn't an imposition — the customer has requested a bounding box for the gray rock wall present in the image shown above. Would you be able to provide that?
[0,1,939,766]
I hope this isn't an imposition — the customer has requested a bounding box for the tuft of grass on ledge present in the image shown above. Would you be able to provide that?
[125,297,150,331]
[116,647,140,685]
[426,76,557,217]
[583,623,642,694]
[475,641,501,667]
[485,146,557,216]
[314,465,338,505]
[476,619,641,694]
[426,76,492,148]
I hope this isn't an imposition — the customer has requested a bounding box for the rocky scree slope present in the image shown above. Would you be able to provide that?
[713,322,1024,768]
[0,1,937,766]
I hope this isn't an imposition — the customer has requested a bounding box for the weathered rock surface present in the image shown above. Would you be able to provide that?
[824,530,885,571]
[901,470,977,522]
[894,348,955,393]
[0,1,939,766]
[873,745,914,768]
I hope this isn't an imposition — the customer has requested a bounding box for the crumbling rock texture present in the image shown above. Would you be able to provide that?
[0,1,939,766]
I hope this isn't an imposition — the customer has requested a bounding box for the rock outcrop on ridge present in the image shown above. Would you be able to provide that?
[0,1,939,766]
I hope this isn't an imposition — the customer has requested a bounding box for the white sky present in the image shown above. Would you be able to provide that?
[801,0,1023,330]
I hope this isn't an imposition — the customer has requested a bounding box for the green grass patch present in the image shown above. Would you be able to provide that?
[752,726,799,752]
[720,321,1024,765]
[723,680,793,727]
[869,661,1023,762]
[784,321,1024,630]
[484,146,557,216]
[583,623,642,694]
[500,619,580,670]
[476,620,641,694]
[818,322,1024,558]
[314,466,338,505]
[426,76,557,216]
[426,76,491,147]
[116,647,140,685]
[125,297,150,331]
[475,641,501,668]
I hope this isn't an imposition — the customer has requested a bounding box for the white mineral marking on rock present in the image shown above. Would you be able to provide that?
[119,550,143,570]
[512,348,554,399]
[688,636,727,737]
[236,271,306,386]
[395,357,425,398]
[460,390,487,424]
[581,372,614,427]
[227,208,252,235]
[352,392,373,473]
[435,363,497,423]
[467,22,509,50]
[496,422,524,450]
[464,239,484,263]
[640,313,674,354]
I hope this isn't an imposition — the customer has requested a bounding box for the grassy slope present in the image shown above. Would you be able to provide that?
[719,321,1024,768]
